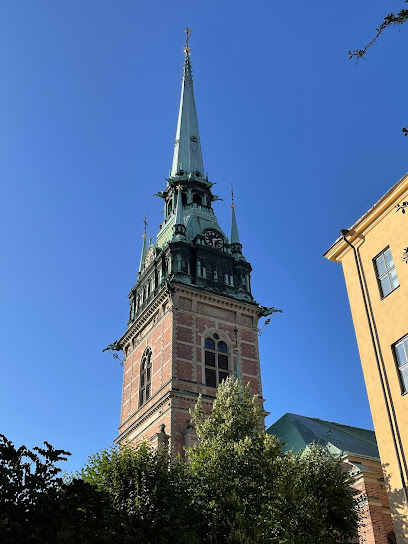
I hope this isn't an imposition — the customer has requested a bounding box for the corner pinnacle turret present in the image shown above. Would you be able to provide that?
[171,29,204,178]
[230,185,243,257]
[138,213,148,274]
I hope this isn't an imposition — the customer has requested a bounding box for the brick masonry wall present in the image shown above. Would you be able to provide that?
[117,286,263,456]
[348,456,395,544]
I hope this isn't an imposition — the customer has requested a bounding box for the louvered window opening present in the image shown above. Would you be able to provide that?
[204,338,229,388]
[140,349,152,407]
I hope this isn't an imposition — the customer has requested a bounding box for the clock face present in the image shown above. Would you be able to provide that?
[204,230,223,249]
[144,247,155,268]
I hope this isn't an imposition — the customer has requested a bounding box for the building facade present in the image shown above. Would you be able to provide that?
[111,39,275,455]
[268,413,396,544]
[324,173,408,542]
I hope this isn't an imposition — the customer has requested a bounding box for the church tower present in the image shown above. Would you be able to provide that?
[113,32,275,454]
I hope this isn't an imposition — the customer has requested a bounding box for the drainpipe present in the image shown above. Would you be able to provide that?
[340,229,408,503]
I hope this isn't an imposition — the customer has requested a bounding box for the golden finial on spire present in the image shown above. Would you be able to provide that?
[142,213,148,238]
[176,183,183,191]
[231,184,236,209]
[184,27,192,54]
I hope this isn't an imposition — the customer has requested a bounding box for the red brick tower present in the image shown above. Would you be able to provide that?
[112,32,276,455]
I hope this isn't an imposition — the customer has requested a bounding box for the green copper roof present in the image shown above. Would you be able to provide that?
[231,206,241,245]
[267,413,379,459]
[171,52,204,178]
[138,234,147,274]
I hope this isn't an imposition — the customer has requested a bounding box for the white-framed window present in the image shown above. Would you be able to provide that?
[204,335,229,388]
[394,335,408,394]
[374,247,399,298]
[139,348,152,406]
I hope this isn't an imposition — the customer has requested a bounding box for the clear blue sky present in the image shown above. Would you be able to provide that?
[1,1,407,474]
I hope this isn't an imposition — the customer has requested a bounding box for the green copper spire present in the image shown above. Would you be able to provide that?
[138,214,148,273]
[171,29,204,178]
[230,186,243,255]
[231,207,241,245]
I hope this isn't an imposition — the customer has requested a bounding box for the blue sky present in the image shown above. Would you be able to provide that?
[1,0,407,474]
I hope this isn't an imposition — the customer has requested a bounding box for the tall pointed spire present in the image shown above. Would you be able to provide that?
[171,29,204,178]
[230,185,243,255]
[138,214,148,273]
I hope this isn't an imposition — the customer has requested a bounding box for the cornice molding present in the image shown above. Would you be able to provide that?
[324,172,408,262]
[116,387,215,444]
[119,287,172,349]
[116,391,171,444]
[174,283,260,315]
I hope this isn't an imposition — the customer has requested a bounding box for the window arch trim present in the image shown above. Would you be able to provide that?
[203,332,230,388]
[139,348,152,407]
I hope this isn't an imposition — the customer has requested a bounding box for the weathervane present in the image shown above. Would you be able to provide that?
[231,184,236,209]
[143,213,148,239]
[184,27,192,54]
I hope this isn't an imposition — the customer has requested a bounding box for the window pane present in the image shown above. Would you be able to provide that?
[375,255,387,277]
[380,276,392,297]
[205,368,216,387]
[404,338,408,356]
[205,351,216,366]
[384,249,394,270]
[218,354,229,370]
[218,341,228,353]
[400,365,408,392]
[205,338,215,350]
[395,343,407,366]
[389,268,399,290]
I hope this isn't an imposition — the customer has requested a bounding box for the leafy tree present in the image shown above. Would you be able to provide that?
[79,442,199,544]
[188,377,358,544]
[0,434,132,543]
[1,381,358,544]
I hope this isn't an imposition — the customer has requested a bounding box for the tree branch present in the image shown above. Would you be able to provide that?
[349,5,408,60]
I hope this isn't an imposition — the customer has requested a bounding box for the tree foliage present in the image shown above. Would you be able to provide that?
[188,377,358,544]
[79,442,199,544]
[1,379,358,543]
[0,434,133,543]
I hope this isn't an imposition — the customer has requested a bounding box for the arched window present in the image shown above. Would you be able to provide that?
[218,341,228,353]
[204,337,229,388]
[181,192,187,206]
[139,349,152,406]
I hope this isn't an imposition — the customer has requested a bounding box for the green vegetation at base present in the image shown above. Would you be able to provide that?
[0,377,357,543]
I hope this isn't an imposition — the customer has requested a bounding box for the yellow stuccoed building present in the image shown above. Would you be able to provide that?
[325,172,408,543]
